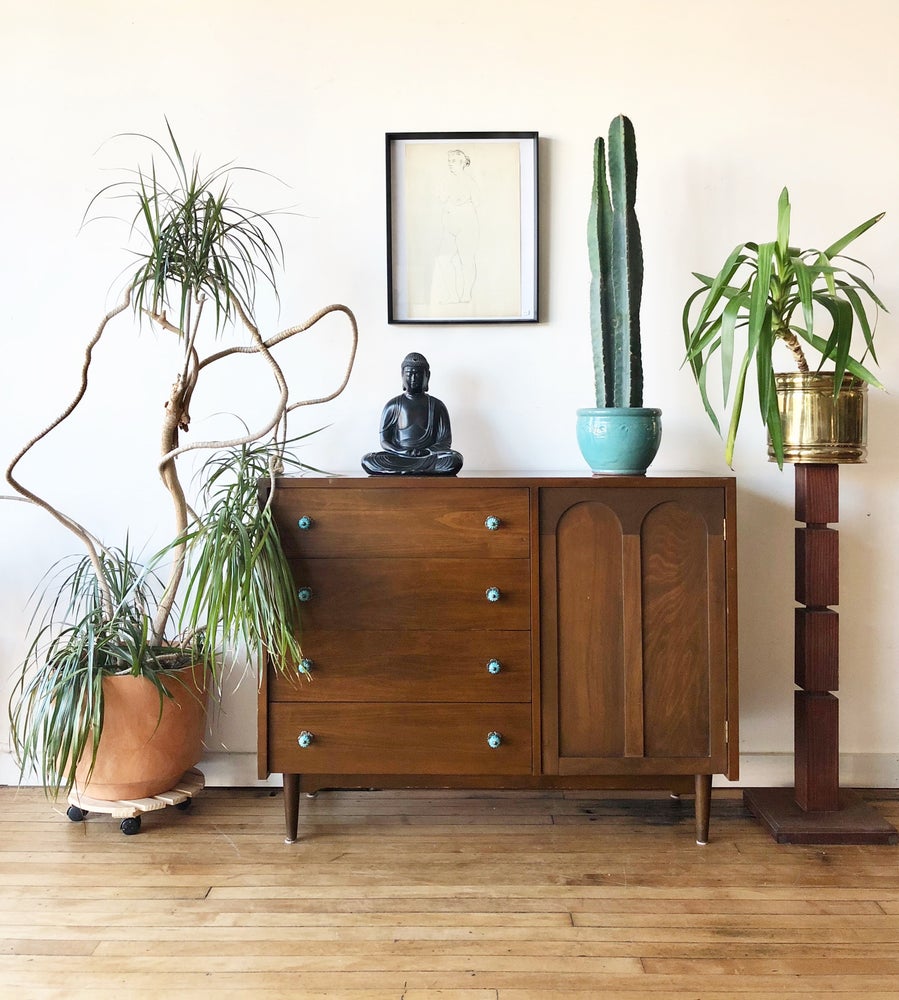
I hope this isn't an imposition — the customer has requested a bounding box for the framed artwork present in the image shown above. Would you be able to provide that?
[386,131,538,324]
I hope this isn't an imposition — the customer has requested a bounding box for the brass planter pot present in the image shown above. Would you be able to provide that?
[769,372,868,464]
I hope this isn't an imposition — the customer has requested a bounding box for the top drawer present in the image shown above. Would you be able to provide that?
[272,486,530,559]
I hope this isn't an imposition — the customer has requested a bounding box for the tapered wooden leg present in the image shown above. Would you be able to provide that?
[283,773,300,844]
[694,773,712,845]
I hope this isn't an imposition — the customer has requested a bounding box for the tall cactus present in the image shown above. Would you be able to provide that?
[588,115,644,408]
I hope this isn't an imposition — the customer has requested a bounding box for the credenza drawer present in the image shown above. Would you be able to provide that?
[274,486,530,559]
[291,557,531,631]
[269,629,531,702]
[268,703,532,775]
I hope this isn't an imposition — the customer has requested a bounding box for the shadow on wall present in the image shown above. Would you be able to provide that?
[734,482,795,750]
[437,365,509,470]
[865,388,899,475]
[834,386,899,746]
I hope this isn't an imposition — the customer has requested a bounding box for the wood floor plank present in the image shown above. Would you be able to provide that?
[4,966,899,991]
[1,785,898,997]
[1,891,879,915]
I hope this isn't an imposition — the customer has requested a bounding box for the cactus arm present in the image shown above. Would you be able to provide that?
[588,136,614,407]
[607,115,644,407]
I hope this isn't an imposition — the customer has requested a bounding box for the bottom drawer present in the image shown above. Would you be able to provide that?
[268,703,532,775]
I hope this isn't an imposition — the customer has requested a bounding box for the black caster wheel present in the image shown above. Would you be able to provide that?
[174,798,192,811]
[66,805,87,822]
[120,816,141,836]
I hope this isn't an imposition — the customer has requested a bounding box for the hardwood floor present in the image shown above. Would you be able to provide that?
[1,784,898,997]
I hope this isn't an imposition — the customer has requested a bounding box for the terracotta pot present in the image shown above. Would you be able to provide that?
[75,663,208,801]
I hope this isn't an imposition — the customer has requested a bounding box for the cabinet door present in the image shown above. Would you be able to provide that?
[540,487,731,777]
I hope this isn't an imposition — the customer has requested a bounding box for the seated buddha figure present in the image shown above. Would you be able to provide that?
[361,352,463,476]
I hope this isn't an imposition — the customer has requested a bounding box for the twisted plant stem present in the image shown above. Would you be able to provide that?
[149,301,358,645]
[6,292,358,647]
[5,286,134,617]
[779,330,810,372]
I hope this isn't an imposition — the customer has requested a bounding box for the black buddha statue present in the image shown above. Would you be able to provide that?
[361,352,463,476]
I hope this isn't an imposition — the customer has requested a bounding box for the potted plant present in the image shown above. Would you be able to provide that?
[683,186,885,467]
[6,122,358,807]
[576,114,662,475]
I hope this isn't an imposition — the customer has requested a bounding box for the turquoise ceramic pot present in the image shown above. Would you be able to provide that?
[576,407,662,475]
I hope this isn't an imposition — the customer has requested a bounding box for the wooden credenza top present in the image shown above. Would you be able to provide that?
[271,470,734,486]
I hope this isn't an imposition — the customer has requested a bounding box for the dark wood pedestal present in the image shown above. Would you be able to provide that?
[744,464,897,845]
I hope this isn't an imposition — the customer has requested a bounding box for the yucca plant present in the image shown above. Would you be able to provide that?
[683,187,885,467]
[588,114,644,408]
[6,122,358,796]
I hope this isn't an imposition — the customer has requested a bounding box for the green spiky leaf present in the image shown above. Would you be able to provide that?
[682,188,886,468]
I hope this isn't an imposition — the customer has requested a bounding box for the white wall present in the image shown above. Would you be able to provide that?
[2,0,898,788]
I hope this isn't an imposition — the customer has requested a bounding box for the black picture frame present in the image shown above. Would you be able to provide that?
[386,131,539,324]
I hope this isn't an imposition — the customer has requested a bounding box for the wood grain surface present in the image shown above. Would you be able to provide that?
[1,785,898,996]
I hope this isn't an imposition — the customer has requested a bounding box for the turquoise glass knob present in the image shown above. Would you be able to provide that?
[485,587,501,603]
[297,515,314,530]
[487,658,502,675]
[297,730,314,748]
[487,731,502,749]
[297,587,313,602]
[298,658,314,675]
[484,515,501,531]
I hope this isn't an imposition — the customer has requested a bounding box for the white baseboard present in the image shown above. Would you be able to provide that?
[725,752,899,789]
[3,750,898,790]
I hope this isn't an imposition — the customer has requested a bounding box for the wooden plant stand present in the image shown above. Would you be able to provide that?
[744,465,897,844]
[65,767,205,836]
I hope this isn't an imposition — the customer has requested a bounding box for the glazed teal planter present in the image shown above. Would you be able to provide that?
[576,407,662,475]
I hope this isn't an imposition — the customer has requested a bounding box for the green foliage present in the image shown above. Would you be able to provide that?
[174,439,316,677]
[588,115,644,408]
[8,121,355,798]
[8,545,200,796]
[683,187,885,467]
[9,440,316,797]
[86,119,284,337]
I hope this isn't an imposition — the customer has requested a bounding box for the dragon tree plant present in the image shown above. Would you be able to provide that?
[588,114,644,408]
[683,186,885,467]
[6,121,358,795]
